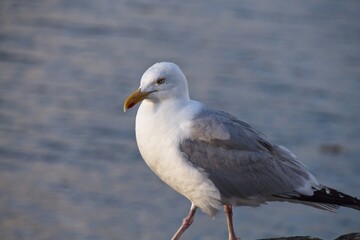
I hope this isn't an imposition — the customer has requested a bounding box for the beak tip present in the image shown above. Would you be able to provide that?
[123,103,129,112]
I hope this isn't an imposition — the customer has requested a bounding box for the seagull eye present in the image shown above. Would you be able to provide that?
[156,77,165,85]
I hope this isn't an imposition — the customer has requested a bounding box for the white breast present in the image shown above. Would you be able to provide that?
[135,99,221,216]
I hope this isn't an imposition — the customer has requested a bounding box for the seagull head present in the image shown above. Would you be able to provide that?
[124,62,190,112]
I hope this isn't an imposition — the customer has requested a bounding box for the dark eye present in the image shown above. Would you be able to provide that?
[156,77,165,85]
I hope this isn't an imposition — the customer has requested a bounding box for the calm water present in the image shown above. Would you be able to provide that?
[0,1,359,239]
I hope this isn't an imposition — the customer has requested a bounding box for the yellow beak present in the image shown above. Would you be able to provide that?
[123,89,151,112]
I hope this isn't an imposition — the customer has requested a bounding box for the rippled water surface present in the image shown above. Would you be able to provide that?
[0,1,359,239]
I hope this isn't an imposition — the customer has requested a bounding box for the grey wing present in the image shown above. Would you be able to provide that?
[180,108,318,199]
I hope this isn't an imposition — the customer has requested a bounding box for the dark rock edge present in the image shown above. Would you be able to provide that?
[258,232,360,240]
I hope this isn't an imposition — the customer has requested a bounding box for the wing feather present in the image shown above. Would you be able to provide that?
[180,108,318,200]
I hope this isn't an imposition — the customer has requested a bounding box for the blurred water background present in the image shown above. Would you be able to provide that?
[0,0,359,239]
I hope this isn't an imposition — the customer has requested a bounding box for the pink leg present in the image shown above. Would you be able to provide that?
[171,204,197,240]
[224,205,240,240]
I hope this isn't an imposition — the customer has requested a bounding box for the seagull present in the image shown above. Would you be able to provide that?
[123,62,360,240]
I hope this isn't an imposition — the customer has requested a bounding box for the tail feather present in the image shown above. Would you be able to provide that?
[276,185,360,211]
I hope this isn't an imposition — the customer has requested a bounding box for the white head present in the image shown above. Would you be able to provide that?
[124,62,190,111]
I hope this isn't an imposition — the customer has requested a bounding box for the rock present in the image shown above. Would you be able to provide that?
[258,236,321,240]
[335,233,360,240]
[258,233,360,240]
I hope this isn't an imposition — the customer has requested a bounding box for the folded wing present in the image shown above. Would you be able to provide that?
[180,107,318,200]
